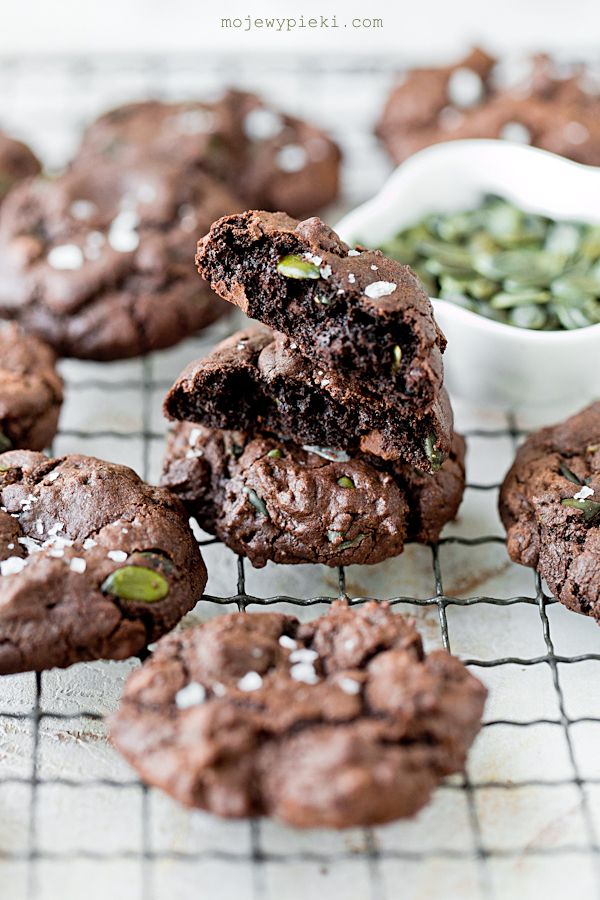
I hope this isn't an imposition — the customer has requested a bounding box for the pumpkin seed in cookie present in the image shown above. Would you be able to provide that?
[337,476,355,489]
[101,565,169,602]
[0,432,12,453]
[243,486,269,517]
[277,254,321,280]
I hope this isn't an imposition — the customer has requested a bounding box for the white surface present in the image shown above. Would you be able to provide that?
[0,0,599,56]
[337,140,600,409]
[0,55,599,900]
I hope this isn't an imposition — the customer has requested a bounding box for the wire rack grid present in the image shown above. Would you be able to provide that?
[0,53,599,900]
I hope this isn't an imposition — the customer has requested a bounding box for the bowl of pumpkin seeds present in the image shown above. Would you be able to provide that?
[337,140,600,408]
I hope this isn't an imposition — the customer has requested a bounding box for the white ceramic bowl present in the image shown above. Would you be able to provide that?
[336,140,600,408]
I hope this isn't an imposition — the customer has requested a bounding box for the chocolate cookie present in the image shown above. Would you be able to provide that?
[110,601,486,828]
[500,402,600,623]
[0,161,241,359]
[75,90,341,218]
[0,322,63,451]
[196,210,446,408]
[0,130,40,203]
[164,326,452,471]
[376,48,600,167]
[0,451,207,673]
[160,422,465,568]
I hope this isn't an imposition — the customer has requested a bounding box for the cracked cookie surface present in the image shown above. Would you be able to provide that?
[0,161,240,359]
[376,49,600,166]
[75,90,341,218]
[0,451,206,673]
[500,401,600,623]
[0,322,63,451]
[160,421,465,568]
[110,601,486,828]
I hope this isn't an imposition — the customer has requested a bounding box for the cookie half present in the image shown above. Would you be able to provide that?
[500,401,600,623]
[110,601,486,828]
[160,422,465,568]
[0,162,241,359]
[0,451,207,673]
[196,210,446,408]
[164,327,453,471]
[0,322,63,451]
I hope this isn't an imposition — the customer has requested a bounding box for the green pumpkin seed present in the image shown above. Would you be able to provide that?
[559,462,584,486]
[277,254,321,280]
[267,448,282,459]
[424,434,444,472]
[101,565,169,603]
[0,432,12,453]
[490,289,550,309]
[550,273,600,303]
[326,530,366,550]
[554,304,593,330]
[243,486,269,517]
[561,497,600,524]
[376,197,600,332]
[339,533,366,550]
[508,305,547,329]
[337,476,355,489]
[391,345,402,374]
[544,222,581,256]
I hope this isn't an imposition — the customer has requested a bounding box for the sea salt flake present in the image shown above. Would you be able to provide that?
[303,252,322,266]
[278,635,298,650]
[70,199,97,221]
[564,121,590,145]
[574,485,594,500]
[319,264,332,279]
[347,273,356,284]
[212,682,227,697]
[338,676,361,695]
[48,244,84,270]
[108,211,140,253]
[244,107,283,140]
[289,648,318,664]
[447,67,484,108]
[83,538,97,550]
[500,122,531,144]
[70,557,87,574]
[1,557,26,576]
[237,671,263,692]
[290,662,319,685]
[107,550,127,563]
[175,681,206,709]
[189,517,203,541]
[277,144,308,173]
[348,249,361,257]
[365,281,396,299]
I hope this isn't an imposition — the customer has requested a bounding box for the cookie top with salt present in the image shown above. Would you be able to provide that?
[0,450,206,673]
[110,601,486,829]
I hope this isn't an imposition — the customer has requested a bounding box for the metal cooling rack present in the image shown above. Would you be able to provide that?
[0,53,599,900]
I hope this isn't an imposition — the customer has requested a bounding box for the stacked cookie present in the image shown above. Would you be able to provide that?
[161,210,465,567]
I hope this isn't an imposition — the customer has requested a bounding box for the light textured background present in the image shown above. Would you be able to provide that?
[0,0,599,56]
[0,32,599,900]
